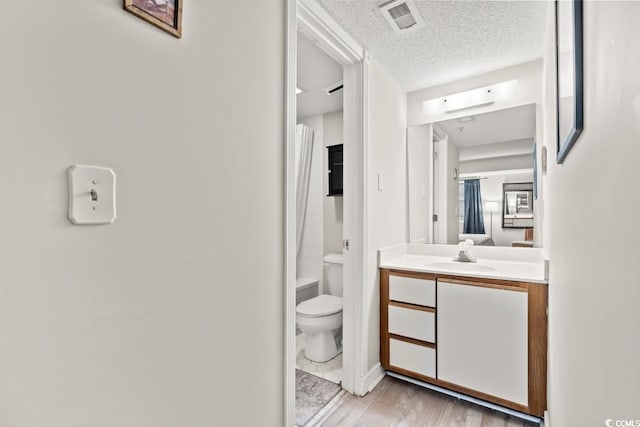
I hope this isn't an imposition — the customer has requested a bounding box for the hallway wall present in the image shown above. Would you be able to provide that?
[0,1,285,426]
[542,2,640,425]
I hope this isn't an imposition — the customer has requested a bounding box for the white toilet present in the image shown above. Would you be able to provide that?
[296,253,343,362]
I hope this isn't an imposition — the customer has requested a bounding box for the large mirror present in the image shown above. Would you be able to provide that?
[407,104,537,247]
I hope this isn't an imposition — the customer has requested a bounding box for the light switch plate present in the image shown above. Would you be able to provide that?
[68,165,116,225]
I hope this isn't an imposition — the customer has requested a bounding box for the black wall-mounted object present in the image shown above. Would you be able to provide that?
[327,144,343,196]
[555,0,583,164]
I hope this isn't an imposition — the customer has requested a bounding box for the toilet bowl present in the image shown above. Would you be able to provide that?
[295,253,344,363]
[296,294,343,362]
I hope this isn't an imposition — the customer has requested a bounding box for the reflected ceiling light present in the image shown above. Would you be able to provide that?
[422,80,519,115]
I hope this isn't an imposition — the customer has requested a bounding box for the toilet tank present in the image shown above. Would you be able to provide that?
[296,277,319,306]
[323,253,343,297]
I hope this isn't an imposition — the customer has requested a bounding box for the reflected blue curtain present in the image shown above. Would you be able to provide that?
[463,179,485,234]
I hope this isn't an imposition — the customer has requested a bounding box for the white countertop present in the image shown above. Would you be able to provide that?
[378,243,548,284]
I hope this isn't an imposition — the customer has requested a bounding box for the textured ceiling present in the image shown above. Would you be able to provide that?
[314,0,549,92]
[297,32,343,119]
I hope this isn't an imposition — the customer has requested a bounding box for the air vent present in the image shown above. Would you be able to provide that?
[380,0,424,35]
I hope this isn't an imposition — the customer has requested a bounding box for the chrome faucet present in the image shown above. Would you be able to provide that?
[453,240,477,263]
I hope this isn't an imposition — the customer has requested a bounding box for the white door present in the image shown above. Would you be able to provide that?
[432,140,440,243]
[437,280,529,406]
[406,125,431,243]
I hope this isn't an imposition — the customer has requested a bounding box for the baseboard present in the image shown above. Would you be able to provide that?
[356,363,385,396]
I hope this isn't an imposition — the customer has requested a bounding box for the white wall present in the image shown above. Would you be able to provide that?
[0,1,284,426]
[459,139,534,162]
[365,60,407,370]
[542,2,640,425]
[297,116,324,287]
[323,111,344,258]
[459,154,534,175]
[408,60,543,126]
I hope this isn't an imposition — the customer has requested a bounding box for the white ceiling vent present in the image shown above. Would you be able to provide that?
[379,0,424,35]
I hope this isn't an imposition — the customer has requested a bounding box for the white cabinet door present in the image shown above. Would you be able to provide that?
[437,280,529,406]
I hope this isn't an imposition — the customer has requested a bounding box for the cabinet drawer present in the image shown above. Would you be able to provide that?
[389,338,436,379]
[389,275,436,307]
[388,305,435,343]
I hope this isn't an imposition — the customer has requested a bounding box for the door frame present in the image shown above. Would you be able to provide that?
[285,0,368,424]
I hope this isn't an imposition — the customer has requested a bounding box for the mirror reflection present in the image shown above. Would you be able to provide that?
[408,104,537,247]
[503,182,534,228]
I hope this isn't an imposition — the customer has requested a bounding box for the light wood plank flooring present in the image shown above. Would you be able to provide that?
[315,376,540,427]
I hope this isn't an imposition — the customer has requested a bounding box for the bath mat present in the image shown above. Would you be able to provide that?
[296,369,342,426]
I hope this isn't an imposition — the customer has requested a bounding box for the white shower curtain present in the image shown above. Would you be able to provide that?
[295,124,314,256]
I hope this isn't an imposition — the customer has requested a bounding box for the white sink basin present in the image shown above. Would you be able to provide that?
[425,262,496,273]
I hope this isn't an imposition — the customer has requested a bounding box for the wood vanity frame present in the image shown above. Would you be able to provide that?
[380,268,548,417]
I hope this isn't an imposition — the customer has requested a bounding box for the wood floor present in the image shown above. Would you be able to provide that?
[315,376,540,427]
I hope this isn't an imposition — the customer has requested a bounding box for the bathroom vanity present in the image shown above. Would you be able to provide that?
[378,244,548,417]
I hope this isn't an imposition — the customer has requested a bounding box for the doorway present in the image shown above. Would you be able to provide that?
[285,0,368,425]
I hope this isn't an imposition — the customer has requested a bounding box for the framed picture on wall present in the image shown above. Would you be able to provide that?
[124,0,182,38]
[555,0,583,163]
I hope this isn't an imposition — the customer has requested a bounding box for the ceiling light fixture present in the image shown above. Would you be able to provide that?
[422,80,519,115]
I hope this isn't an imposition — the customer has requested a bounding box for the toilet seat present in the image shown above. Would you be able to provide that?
[296,295,342,317]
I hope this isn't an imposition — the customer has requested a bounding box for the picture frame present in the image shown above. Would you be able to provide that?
[555,0,583,164]
[124,0,182,38]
